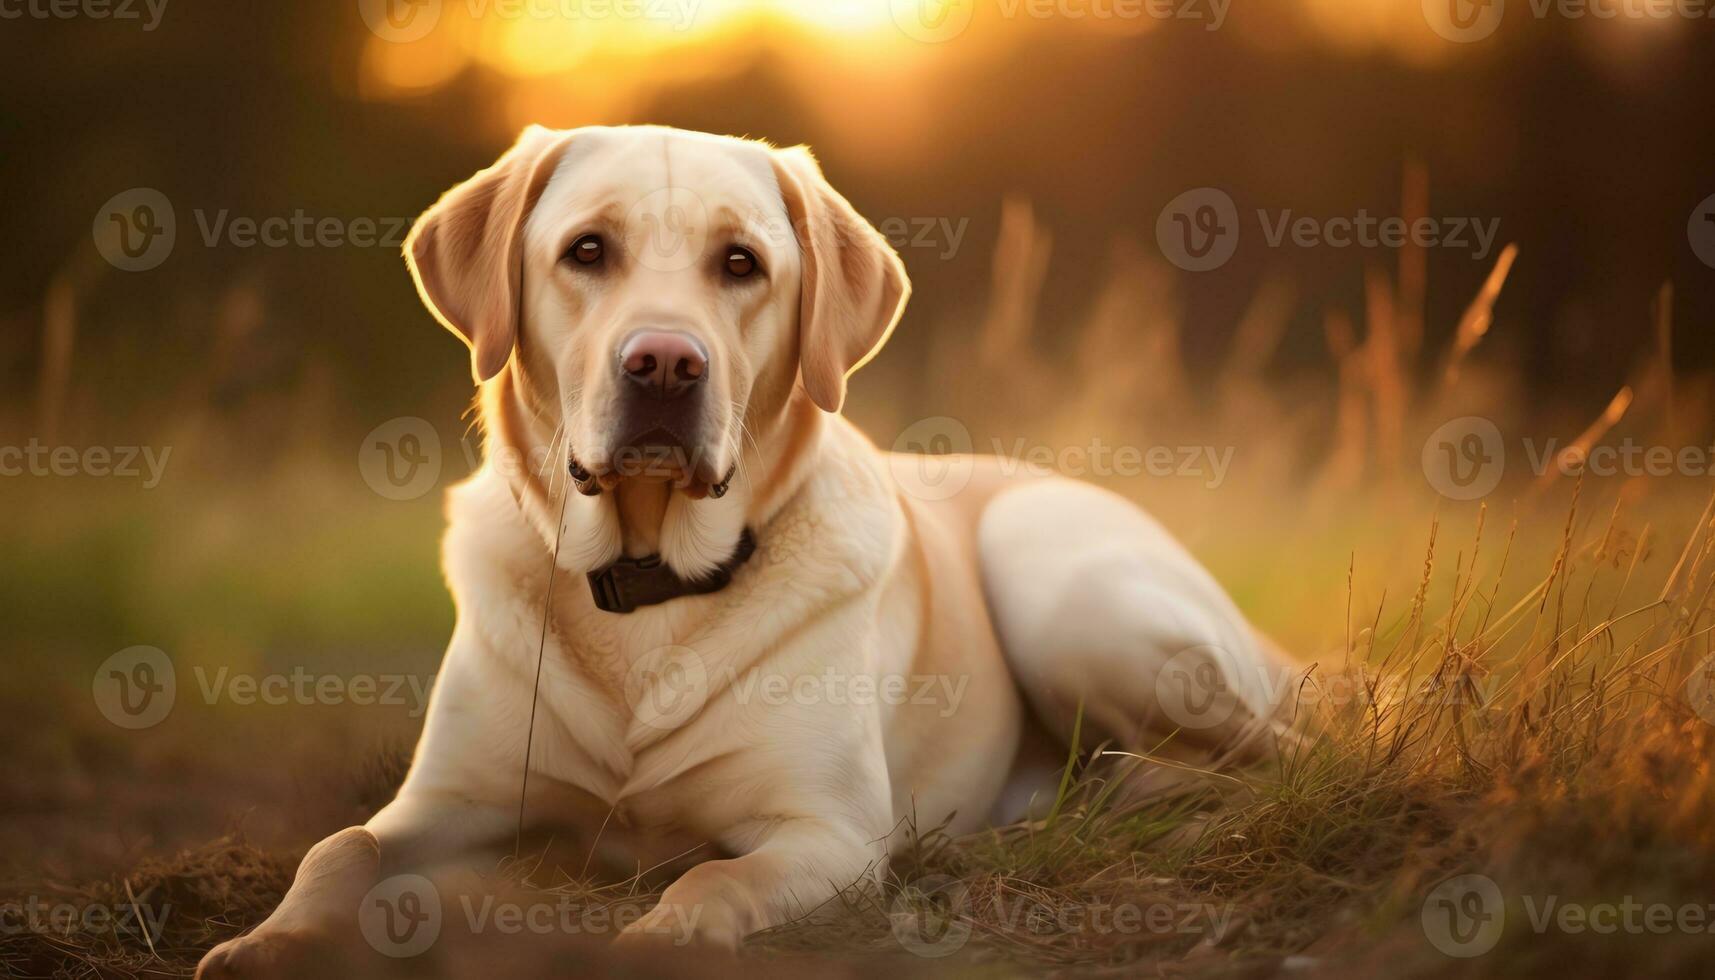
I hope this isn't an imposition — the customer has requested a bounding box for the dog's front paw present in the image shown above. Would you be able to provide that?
[616,899,741,951]
[195,928,326,980]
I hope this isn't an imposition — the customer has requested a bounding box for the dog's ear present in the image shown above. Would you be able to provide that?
[771,146,910,414]
[404,125,574,383]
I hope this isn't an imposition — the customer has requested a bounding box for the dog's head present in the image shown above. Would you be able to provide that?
[404,126,908,568]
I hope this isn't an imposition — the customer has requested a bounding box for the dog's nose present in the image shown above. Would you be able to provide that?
[618,331,708,399]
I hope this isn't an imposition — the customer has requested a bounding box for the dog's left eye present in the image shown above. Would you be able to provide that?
[566,235,603,266]
[724,247,758,279]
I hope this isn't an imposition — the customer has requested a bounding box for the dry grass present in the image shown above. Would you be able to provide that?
[0,836,296,978]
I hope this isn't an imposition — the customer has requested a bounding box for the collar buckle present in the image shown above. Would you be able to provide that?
[586,530,757,614]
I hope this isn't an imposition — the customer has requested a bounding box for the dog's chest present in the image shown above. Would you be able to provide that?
[527,610,762,833]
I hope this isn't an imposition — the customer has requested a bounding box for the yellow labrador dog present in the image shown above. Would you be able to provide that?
[197,125,1289,976]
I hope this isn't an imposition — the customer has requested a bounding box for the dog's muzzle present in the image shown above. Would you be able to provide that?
[568,453,734,498]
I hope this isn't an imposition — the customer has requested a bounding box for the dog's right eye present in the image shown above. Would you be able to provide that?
[566,235,603,266]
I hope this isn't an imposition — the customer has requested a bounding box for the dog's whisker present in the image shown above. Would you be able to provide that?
[536,422,566,484]
[729,402,763,485]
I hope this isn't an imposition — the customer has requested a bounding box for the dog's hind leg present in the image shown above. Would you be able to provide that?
[977,478,1298,778]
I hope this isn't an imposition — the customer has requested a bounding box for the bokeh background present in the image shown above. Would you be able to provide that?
[5,0,1714,904]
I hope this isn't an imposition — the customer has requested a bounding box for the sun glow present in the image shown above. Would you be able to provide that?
[356,0,979,150]
[361,0,913,98]
[357,0,1687,143]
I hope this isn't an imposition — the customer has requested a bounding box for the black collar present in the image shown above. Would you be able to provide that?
[587,530,757,614]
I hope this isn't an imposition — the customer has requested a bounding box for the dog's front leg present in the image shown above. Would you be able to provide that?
[619,816,882,950]
[195,792,516,978]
